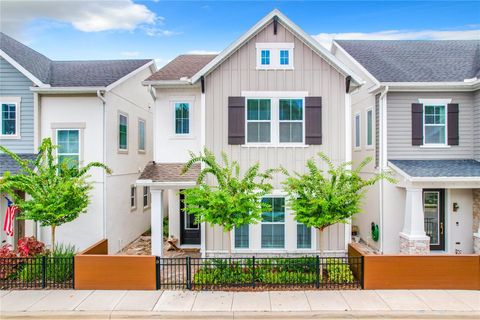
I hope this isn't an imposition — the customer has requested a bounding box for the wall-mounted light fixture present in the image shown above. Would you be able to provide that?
[453,202,459,212]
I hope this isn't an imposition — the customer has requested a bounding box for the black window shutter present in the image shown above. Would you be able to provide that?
[228,96,245,145]
[411,103,423,146]
[447,103,459,145]
[305,97,322,145]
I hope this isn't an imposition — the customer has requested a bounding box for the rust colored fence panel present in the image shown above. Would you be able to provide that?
[74,240,157,290]
[349,244,480,290]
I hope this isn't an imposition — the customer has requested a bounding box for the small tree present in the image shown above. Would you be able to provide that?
[0,138,111,251]
[181,149,276,252]
[283,153,395,255]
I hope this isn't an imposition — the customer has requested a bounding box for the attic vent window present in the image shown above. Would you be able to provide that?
[256,43,294,70]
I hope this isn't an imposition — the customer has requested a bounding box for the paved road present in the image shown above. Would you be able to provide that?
[1,289,478,319]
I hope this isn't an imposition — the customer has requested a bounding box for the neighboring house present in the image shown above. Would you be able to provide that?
[332,40,480,254]
[138,10,362,257]
[0,32,156,253]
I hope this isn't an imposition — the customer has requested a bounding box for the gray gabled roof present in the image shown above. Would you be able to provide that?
[0,32,152,87]
[145,55,217,81]
[139,162,200,182]
[335,40,480,82]
[389,159,480,178]
[0,153,37,176]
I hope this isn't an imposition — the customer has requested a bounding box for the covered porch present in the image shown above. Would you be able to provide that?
[136,162,202,257]
[389,160,480,255]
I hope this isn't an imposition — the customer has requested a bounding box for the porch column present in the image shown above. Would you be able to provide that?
[399,187,430,254]
[150,189,164,257]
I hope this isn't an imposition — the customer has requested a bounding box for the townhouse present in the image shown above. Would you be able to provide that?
[138,10,363,257]
[332,40,480,254]
[0,32,155,252]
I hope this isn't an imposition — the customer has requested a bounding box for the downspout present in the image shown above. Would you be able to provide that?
[378,85,389,253]
[200,76,207,257]
[97,90,107,241]
[344,77,353,251]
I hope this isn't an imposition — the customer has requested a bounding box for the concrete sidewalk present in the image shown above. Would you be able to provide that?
[0,289,479,319]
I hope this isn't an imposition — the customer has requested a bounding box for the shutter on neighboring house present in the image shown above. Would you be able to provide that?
[228,96,245,145]
[447,103,459,145]
[305,97,322,145]
[411,103,423,146]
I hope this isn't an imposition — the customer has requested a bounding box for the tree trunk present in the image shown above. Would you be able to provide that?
[51,225,56,252]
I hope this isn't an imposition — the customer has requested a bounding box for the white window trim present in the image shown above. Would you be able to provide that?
[142,186,150,210]
[256,43,294,70]
[242,92,307,147]
[138,118,146,153]
[419,98,451,147]
[365,107,374,150]
[171,97,195,139]
[354,112,361,150]
[130,185,137,210]
[0,96,21,139]
[260,195,286,250]
[118,111,129,153]
[54,128,83,168]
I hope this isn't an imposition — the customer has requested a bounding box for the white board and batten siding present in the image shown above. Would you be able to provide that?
[387,91,476,160]
[474,90,480,161]
[204,21,348,253]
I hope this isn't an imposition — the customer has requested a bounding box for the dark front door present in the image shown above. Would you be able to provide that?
[423,189,445,251]
[179,192,200,245]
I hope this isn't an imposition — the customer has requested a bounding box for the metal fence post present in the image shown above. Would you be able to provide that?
[252,256,256,288]
[315,255,320,289]
[41,256,47,289]
[186,257,192,290]
[361,256,365,289]
[155,257,161,290]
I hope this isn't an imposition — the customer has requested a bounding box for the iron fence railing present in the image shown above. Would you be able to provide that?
[0,256,74,289]
[157,256,363,290]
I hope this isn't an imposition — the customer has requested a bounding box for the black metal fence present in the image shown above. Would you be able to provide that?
[0,256,74,289]
[157,256,363,290]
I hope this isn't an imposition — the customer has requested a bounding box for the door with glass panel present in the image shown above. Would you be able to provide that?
[179,191,200,245]
[423,189,445,251]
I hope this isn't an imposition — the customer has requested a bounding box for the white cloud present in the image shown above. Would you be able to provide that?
[121,51,141,57]
[0,0,161,36]
[187,50,220,55]
[143,27,181,37]
[314,29,480,49]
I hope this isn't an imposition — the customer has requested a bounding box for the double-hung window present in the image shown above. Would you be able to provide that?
[119,113,128,151]
[57,129,80,169]
[366,108,373,148]
[279,99,303,143]
[130,186,137,209]
[1,98,20,137]
[143,186,150,208]
[234,225,249,249]
[175,102,190,135]
[261,197,285,249]
[424,104,446,145]
[354,113,361,149]
[138,119,146,152]
[247,99,271,143]
[297,223,312,249]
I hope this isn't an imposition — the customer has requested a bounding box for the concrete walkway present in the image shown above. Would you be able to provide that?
[0,289,478,319]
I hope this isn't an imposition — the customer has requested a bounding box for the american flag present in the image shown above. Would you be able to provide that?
[3,199,18,237]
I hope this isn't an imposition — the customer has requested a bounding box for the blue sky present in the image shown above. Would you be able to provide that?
[1,1,479,67]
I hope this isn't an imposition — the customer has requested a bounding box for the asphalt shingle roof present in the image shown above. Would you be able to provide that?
[139,162,201,182]
[335,40,480,82]
[0,32,152,87]
[0,153,37,176]
[145,54,217,81]
[389,159,480,178]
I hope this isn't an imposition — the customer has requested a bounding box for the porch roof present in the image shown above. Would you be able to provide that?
[138,162,200,183]
[0,153,37,176]
[389,159,480,178]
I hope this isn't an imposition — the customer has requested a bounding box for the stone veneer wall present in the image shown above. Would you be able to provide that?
[473,189,480,234]
[399,234,430,254]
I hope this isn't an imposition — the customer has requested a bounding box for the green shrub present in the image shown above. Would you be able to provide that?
[325,258,354,283]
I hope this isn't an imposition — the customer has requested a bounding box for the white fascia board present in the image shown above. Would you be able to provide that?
[105,60,155,91]
[0,50,50,88]
[190,9,363,86]
[381,81,480,92]
[135,179,197,189]
[141,80,193,87]
[30,86,105,94]
[331,41,379,86]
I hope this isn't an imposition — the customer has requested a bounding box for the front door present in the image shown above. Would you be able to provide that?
[423,189,445,251]
[179,192,200,245]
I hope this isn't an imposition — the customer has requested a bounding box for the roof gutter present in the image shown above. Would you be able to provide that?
[30,86,105,94]
[142,79,193,87]
[370,80,480,92]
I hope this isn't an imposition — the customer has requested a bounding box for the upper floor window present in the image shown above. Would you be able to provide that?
[247,99,271,143]
[279,99,303,143]
[424,104,446,145]
[256,43,294,69]
[1,97,20,138]
[138,119,146,152]
[118,113,128,151]
[366,108,373,148]
[175,102,190,135]
[57,129,80,169]
[354,113,361,149]
[261,50,270,65]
